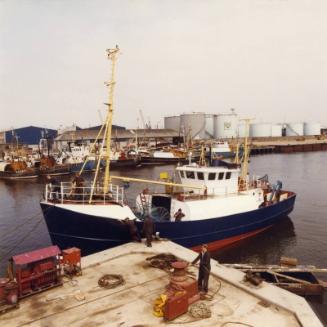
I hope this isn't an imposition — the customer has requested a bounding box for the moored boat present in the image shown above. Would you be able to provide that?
[40,47,296,256]
[140,147,200,165]
[0,161,38,180]
[37,156,71,176]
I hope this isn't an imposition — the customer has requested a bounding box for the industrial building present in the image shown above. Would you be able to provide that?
[54,127,180,150]
[0,126,57,147]
[164,111,322,139]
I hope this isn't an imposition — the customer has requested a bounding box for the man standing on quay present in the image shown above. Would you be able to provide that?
[192,244,211,293]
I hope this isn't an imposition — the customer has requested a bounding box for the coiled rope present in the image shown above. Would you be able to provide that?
[98,274,125,289]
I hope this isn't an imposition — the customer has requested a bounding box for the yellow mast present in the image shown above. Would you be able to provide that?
[103,46,120,192]
[239,118,252,190]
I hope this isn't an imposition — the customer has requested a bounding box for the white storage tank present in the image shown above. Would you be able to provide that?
[250,123,272,137]
[164,116,180,132]
[237,123,249,138]
[205,114,214,139]
[304,122,321,136]
[285,123,304,136]
[271,124,283,137]
[180,112,206,139]
[214,113,238,139]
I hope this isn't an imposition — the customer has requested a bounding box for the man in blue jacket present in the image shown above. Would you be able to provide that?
[192,244,211,293]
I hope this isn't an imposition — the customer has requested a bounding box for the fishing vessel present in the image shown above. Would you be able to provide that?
[57,144,139,172]
[140,146,200,165]
[0,160,38,180]
[208,141,242,160]
[40,47,296,255]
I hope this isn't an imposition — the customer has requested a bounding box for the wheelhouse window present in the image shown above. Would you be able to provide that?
[197,172,204,180]
[186,171,195,179]
[226,172,231,179]
[208,173,216,180]
[180,171,185,178]
[218,172,224,180]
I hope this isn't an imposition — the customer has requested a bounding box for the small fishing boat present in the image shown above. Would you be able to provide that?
[208,141,242,160]
[140,147,200,165]
[0,161,38,180]
[37,156,71,176]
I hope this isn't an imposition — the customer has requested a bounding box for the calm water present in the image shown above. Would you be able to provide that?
[0,152,326,323]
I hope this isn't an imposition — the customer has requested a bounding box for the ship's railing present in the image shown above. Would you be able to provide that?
[45,182,124,205]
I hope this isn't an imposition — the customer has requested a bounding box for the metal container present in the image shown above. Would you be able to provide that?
[285,123,304,136]
[304,123,321,136]
[180,113,206,139]
[250,123,272,137]
[164,116,180,132]
[214,113,238,139]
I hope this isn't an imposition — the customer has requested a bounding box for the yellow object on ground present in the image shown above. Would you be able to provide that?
[153,294,167,317]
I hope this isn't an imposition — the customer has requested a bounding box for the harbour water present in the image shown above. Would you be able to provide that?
[0,152,326,323]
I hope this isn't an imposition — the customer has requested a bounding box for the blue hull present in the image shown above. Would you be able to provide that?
[40,193,296,256]
[70,161,99,172]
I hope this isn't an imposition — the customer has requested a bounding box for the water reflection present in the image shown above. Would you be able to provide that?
[212,217,296,264]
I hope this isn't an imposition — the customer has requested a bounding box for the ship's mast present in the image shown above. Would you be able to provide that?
[103,46,120,192]
[239,118,252,190]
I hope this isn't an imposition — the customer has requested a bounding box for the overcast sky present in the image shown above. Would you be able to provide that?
[1,0,326,130]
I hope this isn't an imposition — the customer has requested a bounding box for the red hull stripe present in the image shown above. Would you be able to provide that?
[191,225,272,252]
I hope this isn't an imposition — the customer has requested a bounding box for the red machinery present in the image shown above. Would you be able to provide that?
[164,261,200,321]
[0,278,18,314]
[12,245,62,298]
[61,247,82,276]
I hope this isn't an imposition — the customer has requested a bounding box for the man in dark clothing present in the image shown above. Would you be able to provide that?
[123,218,141,242]
[142,216,155,247]
[72,173,85,199]
[192,244,211,293]
[72,173,84,188]
[174,208,185,222]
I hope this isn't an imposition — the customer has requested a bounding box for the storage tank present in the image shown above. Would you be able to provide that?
[250,123,272,137]
[285,123,304,136]
[237,123,249,138]
[304,122,321,136]
[180,113,206,139]
[164,116,180,132]
[205,114,214,139]
[271,124,283,137]
[214,113,238,139]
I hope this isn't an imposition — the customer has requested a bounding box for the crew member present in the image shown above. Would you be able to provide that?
[142,216,155,247]
[72,173,84,199]
[192,244,211,293]
[174,208,185,222]
[123,217,141,242]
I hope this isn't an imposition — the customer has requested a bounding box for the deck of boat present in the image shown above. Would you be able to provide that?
[1,241,323,326]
